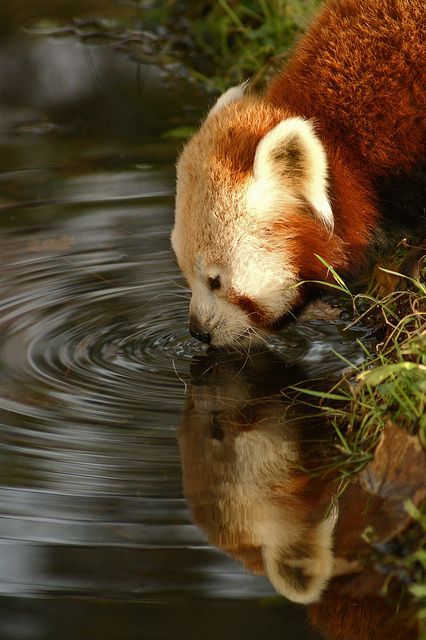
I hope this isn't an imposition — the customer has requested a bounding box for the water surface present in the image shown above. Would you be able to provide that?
[0,17,371,640]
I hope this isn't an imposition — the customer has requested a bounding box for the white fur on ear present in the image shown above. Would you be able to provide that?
[249,117,333,229]
[262,507,337,604]
[207,81,248,119]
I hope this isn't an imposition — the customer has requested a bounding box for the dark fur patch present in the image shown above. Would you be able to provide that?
[210,423,225,442]
[374,164,425,240]
[273,137,303,168]
[229,293,270,325]
[272,136,305,183]
[278,563,312,592]
[208,275,221,291]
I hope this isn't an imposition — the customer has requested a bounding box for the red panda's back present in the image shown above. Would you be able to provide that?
[267,0,425,174]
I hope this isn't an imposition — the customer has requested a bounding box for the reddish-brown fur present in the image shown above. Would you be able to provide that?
[268,0,425,174]
[265,0,425,279]
[310,592,416,640]
[205,0,424,283]
[194,100,383,283]
[228,291,271,325]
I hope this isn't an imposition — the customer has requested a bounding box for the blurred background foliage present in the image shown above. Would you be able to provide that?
[3,0,322,93]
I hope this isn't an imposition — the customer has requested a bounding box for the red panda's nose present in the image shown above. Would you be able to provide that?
[189,320,212,344]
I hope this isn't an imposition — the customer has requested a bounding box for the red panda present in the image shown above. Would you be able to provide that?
[171,0,425,348]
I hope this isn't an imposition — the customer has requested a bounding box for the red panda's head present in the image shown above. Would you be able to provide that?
[172,84,340,348]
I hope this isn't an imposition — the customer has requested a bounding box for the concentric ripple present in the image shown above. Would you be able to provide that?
[0,203,208,424]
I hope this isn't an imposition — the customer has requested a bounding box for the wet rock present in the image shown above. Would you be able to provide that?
[300,300,343,321]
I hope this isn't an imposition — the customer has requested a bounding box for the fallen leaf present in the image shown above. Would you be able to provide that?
[358,421,426,541]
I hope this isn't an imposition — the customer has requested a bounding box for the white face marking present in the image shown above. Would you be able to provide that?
[189,283,248,347]
[187,234,299,347]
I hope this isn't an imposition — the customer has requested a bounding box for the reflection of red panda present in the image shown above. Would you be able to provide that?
[172,0,425,349]
[178,352,419,639]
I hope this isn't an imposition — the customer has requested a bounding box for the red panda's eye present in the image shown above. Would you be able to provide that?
[208,275,221,291]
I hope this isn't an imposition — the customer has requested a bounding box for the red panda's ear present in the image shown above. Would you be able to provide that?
[249,117,334,229]
[262,507,337,604]
[207,81,248,119]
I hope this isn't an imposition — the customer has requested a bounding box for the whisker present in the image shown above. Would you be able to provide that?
[288,309,304,325]
[170,280,191,294]
[234,332,253,377]
[137,291,190,311]
[244,325,271,349]
[171,358,188,392]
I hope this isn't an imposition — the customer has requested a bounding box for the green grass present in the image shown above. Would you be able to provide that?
[292,255,425,469]
[398,502,426,638]
[291,254,426,634]
[164,0,322,92]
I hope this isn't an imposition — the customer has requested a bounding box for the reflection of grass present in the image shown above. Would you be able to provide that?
[398,502,426,639]
[292,252,426,634]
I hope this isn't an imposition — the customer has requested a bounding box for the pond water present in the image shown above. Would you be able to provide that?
[0,13,375,640]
